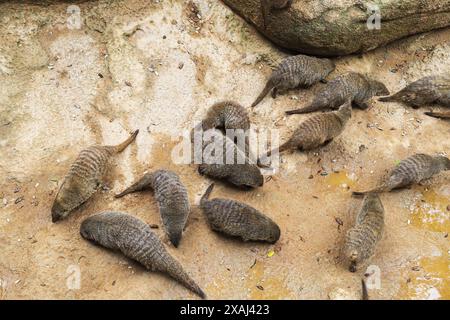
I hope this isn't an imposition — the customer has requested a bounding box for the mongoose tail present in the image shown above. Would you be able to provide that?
[200,183,215,206]
[106,129,139,153]
[378,94,400,103]
[361,279,369,300]
[425,111,450,119]
[257,142,290,166]
[251,78,275,108]
[115,172,153,198]
[261,0,270,28]
[352,186,386,196]
[285,102,322,115]
[164,261,207,299]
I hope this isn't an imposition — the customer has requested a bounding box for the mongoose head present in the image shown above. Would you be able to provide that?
[344,229,361,272]
[228,165,264,188]
[362,193,384,214]
[267,223,281,244]
[322,58,336,75]
[346,250,359,273]
[80,215,101,241]
[51,200,68,223]
[80,212,113,242]
[435,155,450,170]
[370,80,390,96]
[51,181,79,223]
[168,230,183,248]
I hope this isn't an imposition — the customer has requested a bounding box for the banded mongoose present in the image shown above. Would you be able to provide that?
[199,184,280,243]
[115,170,190,248]
[352,154,450,196]
[285,72,390,114]
[80,211,205,298]
[259,101,352,164]
[199,130,264,189]
[261,0,292,28]
[343,193,384,273]
[51,130,139,223]
[200,100,250,132]
[379,75,450,108]
[194,100,252,157]
[425,111,450,119]
[251,54,335,108]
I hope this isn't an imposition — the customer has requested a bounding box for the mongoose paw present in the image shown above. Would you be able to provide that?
[356,102,370,110]
[271,88,278,99]
[198,165,207,175]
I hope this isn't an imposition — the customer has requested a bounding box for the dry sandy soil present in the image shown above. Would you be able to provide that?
[0,0,449,300]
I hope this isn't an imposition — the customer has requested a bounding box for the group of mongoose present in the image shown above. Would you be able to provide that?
[50,17,450,301]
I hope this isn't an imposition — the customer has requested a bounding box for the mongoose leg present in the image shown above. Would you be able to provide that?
[271,87,278,99]
[354,101,370,110]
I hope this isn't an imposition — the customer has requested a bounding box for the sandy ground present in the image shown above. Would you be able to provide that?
[0,0,449,300]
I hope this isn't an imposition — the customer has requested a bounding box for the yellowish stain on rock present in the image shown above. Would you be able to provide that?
[397,253,450,300]
[411,189,450,232]
[245,261,292,299]
[323,171,356,192]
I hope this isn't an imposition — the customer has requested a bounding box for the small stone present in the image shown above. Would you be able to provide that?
[15,196,24,204]
[328,287,358,300]
[335,217,344,229]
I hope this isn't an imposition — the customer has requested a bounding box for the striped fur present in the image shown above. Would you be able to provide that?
[51,130,139,222]
[198,130,263,188]
[260,100,351,163]
[379,75,450,108]
[200,184,280,243]
[352,154,450,196]
[202,100,250,131]
[198,100,252,159]
[115,170,190,248]
[344,193,384,272]
[286,72,390,114]
[251,54,335,107]
[80,211,205,298]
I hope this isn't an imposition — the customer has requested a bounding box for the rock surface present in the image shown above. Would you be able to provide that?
[222,0,450,56]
